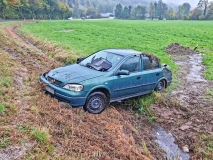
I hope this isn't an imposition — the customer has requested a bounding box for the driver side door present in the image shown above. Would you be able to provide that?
[111,56,142,99]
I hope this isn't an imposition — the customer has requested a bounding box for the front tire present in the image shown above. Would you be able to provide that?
[155,80,165,92]
[84,92,107,114]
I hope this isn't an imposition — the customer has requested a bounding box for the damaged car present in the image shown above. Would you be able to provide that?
[40,49,172,114]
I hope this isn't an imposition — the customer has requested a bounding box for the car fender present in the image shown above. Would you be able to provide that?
[86,85,112,98]
[155,77,168,88]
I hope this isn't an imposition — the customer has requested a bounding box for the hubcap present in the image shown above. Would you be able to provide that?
[157,82,163,91]
[89,97,102,109]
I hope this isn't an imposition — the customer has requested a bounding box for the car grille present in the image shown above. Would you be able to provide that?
[47,76,62,86]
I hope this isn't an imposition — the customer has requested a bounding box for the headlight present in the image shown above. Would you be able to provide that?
[63,84,83,92]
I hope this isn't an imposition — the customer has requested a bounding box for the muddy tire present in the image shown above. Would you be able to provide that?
[155,80,165,92]
[84,92,107,114]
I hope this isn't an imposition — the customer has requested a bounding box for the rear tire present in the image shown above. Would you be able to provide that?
[84,92,107,114]
[155,80,165,92]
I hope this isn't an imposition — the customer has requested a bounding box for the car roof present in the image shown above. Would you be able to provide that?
[102,49,141,56]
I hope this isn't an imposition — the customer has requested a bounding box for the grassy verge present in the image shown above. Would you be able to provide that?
[0,49,15,109]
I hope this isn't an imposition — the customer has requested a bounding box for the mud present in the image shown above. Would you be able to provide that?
[153,127,190,160]
[152,43,213,159]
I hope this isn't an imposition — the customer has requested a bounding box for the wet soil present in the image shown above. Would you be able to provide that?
[151,43,213,159]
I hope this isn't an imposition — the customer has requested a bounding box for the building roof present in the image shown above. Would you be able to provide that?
[101,13,114,17]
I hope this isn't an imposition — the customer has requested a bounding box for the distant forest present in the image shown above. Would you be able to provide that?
[0,0,213,20]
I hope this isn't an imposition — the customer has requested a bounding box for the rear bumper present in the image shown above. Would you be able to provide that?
[39,74,87,107]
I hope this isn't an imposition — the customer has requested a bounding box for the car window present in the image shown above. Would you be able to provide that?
[143,56,160,70]
[143,57,151,70]
[120,56,140,72]
[152,57,160,68]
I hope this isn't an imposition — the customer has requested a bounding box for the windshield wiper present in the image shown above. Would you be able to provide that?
[86,63,97,70]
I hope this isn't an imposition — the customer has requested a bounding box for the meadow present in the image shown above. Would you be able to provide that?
[20,20,213,80]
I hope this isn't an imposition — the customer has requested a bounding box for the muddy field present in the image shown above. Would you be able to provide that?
[0,23,213,159]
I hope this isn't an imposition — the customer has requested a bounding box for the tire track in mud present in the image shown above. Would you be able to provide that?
[152,43,213,159]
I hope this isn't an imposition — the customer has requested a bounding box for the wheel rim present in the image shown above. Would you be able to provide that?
[88,96,103,110]
[157,81,164,91]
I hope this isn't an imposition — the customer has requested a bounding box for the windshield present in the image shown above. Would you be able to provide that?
[79,51,124,71]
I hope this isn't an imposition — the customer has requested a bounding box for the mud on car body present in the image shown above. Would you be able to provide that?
[40,49,172,114]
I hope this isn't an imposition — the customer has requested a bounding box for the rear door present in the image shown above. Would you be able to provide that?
[140,56,162,91]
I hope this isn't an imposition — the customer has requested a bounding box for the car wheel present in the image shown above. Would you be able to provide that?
[84,92,107,114]
[155,80,165,92]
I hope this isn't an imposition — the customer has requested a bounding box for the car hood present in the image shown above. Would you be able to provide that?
[47,64,105,84]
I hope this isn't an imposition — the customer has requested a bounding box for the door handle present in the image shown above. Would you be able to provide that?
[156,73,160,76]
[136,76,141,80]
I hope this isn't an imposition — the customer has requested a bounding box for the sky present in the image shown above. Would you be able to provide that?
[163,0,213,7]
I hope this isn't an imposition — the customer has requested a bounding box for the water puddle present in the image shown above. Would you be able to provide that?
[153,127,190,160]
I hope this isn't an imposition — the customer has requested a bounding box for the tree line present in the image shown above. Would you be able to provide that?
[0,0,213,20]
[115,0,213,20]
[0,0,71,20]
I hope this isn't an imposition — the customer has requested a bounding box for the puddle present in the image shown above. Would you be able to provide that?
[185,54,206,83]
[153,127,190,160]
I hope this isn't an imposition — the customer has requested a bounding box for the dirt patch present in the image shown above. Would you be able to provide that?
[151,43,213,159]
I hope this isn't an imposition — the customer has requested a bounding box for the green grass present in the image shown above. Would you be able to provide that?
[198,134,213,159]
[0,76,12,87]
[0,103,5,113]
[124,94,156,122]
[32,129,49,145]
[20,20,213,80]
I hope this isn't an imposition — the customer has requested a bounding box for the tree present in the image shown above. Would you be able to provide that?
[182,3,191,15]
[167,8,176,20]
[122,6,130,19]
[206,2,213,19]
[149,2,155,20]
[86,7,97,18]
[189,8,202,20]
[198,0,209,16]
[133,5,147,19]
[176,3,191,19]
[158,0,163,19]
[154,2,158,17]
[114,3,122,18]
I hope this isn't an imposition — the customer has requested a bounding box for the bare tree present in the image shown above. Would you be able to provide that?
[198,0,209,15]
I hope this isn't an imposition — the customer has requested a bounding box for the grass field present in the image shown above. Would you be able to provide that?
[20,20,213,80]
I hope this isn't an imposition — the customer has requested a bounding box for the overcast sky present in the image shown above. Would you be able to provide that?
[163,0,213,7]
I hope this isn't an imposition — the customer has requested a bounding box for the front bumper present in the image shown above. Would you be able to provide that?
[39,74,87,107]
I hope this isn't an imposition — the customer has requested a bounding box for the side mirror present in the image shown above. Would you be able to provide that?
[76,58,84,64]
[117,70,130,76]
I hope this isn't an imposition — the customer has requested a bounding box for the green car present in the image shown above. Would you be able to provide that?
[40,49,172,114]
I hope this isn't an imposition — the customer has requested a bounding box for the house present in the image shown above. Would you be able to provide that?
[101,13,114,18]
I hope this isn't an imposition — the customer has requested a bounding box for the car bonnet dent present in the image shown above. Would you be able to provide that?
[47,64,105,84]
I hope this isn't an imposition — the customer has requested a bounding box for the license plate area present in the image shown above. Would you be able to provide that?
[45,86,54,95]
